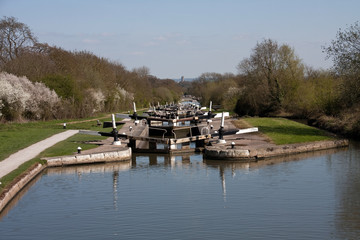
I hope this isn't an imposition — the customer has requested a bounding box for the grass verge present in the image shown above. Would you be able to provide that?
[0,133,108,194]
[0,115,112,162]
[0,158,46,194]
[39,133,107,158]
[0,114,114,195]
[236,117,334,145]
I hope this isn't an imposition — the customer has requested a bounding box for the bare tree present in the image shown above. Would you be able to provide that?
[324,21,360,105]
[324,21,360,75]
[0,16,37,65]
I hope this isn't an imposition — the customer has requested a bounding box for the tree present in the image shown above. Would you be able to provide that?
[0,17,37,65]
[324,21,360,106]
[0,72,60,121]
[237,39,304,115]
[325,21,360,75]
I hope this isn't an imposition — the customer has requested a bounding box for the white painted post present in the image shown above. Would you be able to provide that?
[133,102,137,113]
[221,112,225,128]
[112,114,116,129]
[218,112,226,144]
[112,114,121,145]
[209,101,212,112]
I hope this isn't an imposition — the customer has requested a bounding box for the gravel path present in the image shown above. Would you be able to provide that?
[0,130,79,178]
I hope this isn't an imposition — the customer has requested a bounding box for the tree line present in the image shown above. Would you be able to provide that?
[183,22,360,138]
[0,16,182,121]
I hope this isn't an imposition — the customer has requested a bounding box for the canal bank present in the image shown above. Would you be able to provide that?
[204,139,349,160]
[203,118,349,160]
[0,145,132,212]
[0,133,132,213]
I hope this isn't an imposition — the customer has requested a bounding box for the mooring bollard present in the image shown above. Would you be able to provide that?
[77,146,82,154]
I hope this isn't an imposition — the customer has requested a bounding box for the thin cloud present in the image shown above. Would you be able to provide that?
[176,39,191,45]
[82,38,100,44]
[143,33,189,47]
[154,36,167,41]
[129,51,145,56]
[232,34,255,41]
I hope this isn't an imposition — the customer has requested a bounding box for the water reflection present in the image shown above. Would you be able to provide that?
[2,144,360,239]
[332,142,360,239]
[1,146,350,219]
[131,153,194,169]
[204,146,350,204]
[45,161,132,176]
[113,171,118,210]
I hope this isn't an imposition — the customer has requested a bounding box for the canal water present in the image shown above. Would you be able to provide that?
[1,143,360,239]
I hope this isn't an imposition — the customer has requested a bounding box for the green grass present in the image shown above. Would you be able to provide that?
[0,114,113,161]
[241,117,333,145]
[0,133,107,193]
[0,134,107,193]
[62,117,113,131]
[39,133,107,158]
[0,122,64,161]
[0,115,112,193]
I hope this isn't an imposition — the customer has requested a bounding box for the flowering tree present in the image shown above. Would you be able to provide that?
[0,72,60,121]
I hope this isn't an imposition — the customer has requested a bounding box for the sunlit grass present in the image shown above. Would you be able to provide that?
[0,114,111,194]
[0,123,64,161]
[239,117,333,145]
[0,114,112,161]
[39,133,107,158]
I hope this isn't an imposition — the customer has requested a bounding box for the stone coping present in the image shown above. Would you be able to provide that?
[204,139,349,160]
[44,147,132,167]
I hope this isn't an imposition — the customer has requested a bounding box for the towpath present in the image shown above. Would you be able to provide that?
[0,130,79,178]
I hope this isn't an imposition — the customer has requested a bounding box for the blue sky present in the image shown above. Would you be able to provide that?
[0,0,359,79]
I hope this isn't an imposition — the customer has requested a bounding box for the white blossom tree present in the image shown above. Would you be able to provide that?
[0,72,60,120]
